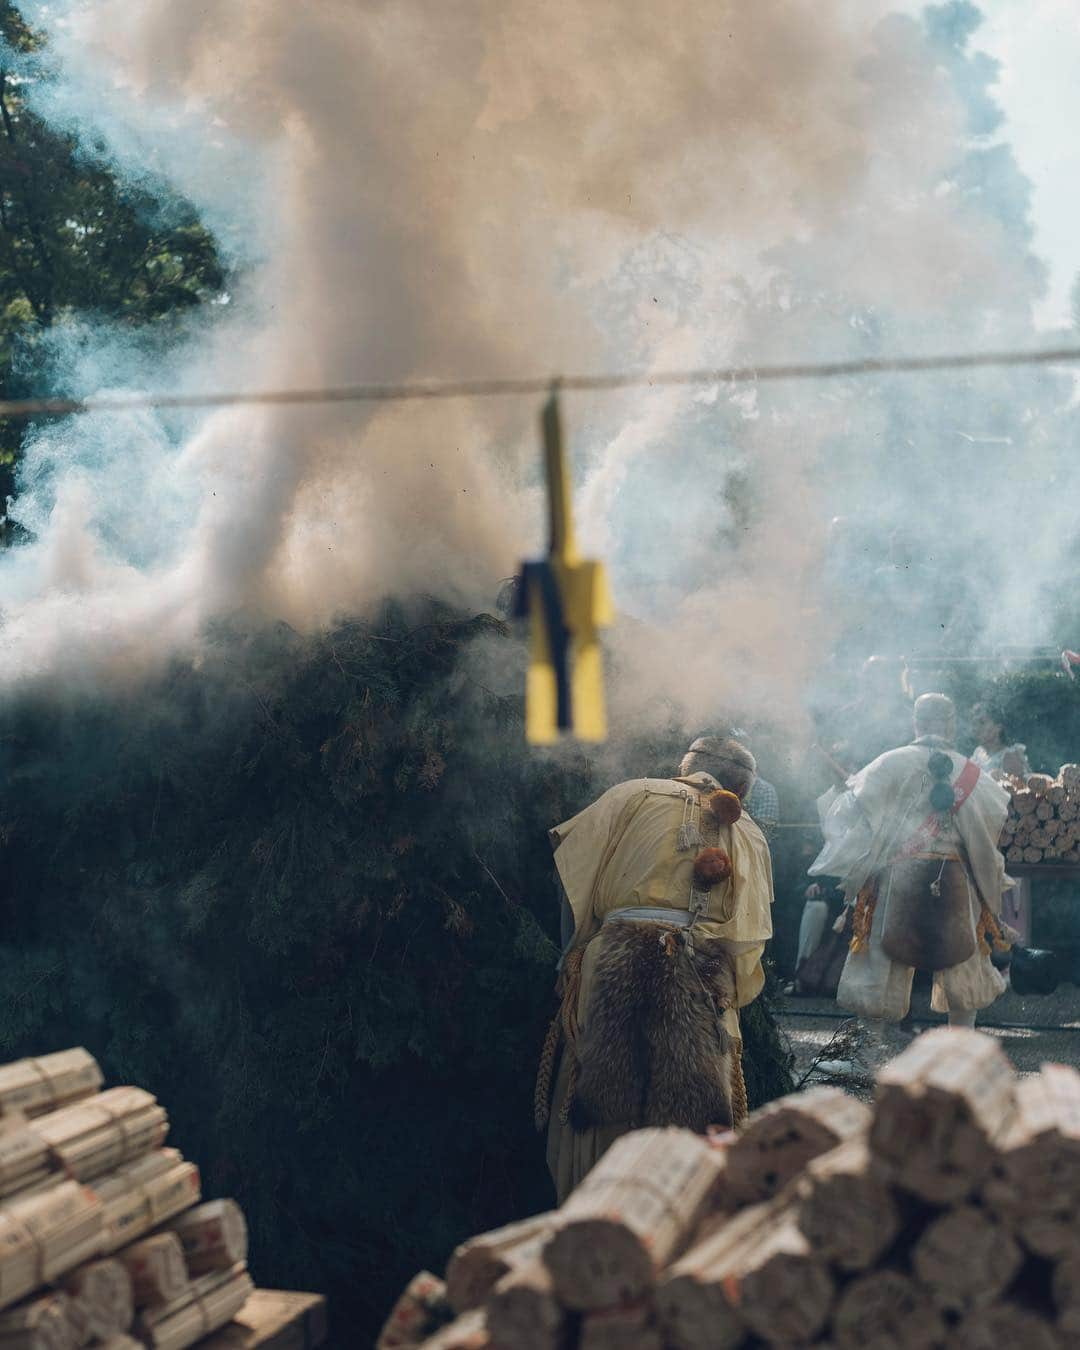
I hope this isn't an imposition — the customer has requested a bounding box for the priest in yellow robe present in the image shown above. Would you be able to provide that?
[541,736,775,1202]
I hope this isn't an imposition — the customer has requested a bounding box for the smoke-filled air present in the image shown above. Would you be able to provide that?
[2,0,1072,724]
[8,6,1080,1346]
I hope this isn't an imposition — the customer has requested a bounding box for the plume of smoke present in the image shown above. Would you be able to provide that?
[1,0,1073,738]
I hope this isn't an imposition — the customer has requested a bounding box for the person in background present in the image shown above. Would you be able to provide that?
[809,694,1014,1056]
[971,701,1031,780]
[727,727,779,840]
[785,872,848,997]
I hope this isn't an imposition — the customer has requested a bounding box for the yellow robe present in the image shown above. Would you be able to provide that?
[545,772,774,1200]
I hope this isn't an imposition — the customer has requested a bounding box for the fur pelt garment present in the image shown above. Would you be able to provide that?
[570,920,737,1133]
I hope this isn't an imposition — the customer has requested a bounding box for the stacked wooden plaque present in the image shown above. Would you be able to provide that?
[1000,764,1080,865]
[0,1049,252,1350]
[380,1029,1080,1348]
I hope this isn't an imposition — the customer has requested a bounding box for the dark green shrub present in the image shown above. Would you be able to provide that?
[0,603,792,1343]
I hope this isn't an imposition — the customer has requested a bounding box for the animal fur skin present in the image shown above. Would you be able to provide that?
[570,920,736,1133]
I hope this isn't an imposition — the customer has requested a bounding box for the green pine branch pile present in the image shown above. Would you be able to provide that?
[0,601,793,1343]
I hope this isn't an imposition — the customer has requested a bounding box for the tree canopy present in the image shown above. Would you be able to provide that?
[0,1,224,512]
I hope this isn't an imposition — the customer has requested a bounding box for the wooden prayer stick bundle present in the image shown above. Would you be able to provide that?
[0,1293,78,1350]
[721,1087,871,1209]
[132,1265,252,1350]
[793,1136,903,1272]
[0,1121,52,1202]
[579,1302,662,1350]
[483,1261,564,1350]
[95,1153,201,1254]
[34,1091,167,1185]
[658,1199,833,1348]
[415,1309,489,1350]
[62,1259,134,1343]
[376,1272,454,1350]
[831,1270,945,1350]
[0,1054,102,1123]
[117,1233,188,1308]
[543,1130,723,1312]
[870,1028,1016,1203]
[655,1201,765,1350]
[997,768,1080,869]
[0,1180,106,1307]
[911,1203,1023,1314]
[164,1200,247,1276]
[699,1209,832,1346]
[982,1063,1080,1261]
[953,1302,1063,1350]
[444,1213,557,1314]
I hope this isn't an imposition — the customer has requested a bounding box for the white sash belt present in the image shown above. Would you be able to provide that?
[603,906,693,927]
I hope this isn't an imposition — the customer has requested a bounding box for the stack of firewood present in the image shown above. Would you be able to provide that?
[0,1049,251,1350]
[1000,764,1080,865]
[380,1029,1079,1348]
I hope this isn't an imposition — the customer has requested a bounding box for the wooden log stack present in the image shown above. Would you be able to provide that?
[0,1048,255,1350]
[999,764,1080,865]
[384,1028,1080,1348]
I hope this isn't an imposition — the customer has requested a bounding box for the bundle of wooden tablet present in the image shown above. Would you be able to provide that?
[1001,764,1080,864]
[379,1028,1078,1348]
[0,1048,251,1350]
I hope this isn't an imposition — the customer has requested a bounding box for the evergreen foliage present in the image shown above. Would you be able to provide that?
[957,670,1080,777]
[0,603,793,1344]
[0,1,225,509]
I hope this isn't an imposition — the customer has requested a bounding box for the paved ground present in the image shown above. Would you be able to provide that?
[777,983,1080,1090]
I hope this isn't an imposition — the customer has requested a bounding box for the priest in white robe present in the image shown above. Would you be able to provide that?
[810,694,1013,1043]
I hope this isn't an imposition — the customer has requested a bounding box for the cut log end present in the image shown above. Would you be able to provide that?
[723,1086,871,1208]
[543,1219,655,1312]
[955,1303,1062,1350]
[871,1029,1015,1203]
[654,1273,744,1350]
[485,1261,565,1350]
[832,1270,946,1350]
[579,1302,664,1350]
[795,1138,903,1272]
[912,1204,1023,1313]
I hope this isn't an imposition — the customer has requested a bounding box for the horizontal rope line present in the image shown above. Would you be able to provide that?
[0,343,1077,421]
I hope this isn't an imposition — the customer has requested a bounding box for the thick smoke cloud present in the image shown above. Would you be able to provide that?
[1,1,1073,728]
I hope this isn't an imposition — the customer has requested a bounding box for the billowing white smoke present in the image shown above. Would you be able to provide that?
[1,0,1067,726]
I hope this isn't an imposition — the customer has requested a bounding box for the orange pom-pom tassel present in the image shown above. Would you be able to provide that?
[706,789,742,825]
[693,848,733,887]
